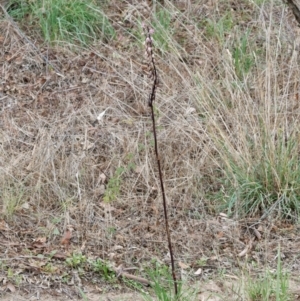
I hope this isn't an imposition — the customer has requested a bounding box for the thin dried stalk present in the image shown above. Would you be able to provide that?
[142,23,178,296]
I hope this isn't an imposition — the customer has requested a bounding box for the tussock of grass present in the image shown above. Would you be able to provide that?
[7,0,115,45]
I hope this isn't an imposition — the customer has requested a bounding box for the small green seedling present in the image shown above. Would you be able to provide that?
[90,258,115,281]
[66,252,87,268]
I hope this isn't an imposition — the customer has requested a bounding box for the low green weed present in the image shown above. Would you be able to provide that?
[103,166,125,203]
[1,183,25,217]
[7,267,22,285]
[203,12,234,44]
[90,258,115,282]
[66,252,87,268]
[42,262,58,274]
[103,155,136,203]
[142,260,195,301]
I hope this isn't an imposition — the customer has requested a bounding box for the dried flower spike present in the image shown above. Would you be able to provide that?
[142,25,158,107]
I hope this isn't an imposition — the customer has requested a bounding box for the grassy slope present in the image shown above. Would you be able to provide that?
[1,0,300,300]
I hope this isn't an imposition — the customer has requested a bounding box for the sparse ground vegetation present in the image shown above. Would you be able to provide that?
[1,0,300,300]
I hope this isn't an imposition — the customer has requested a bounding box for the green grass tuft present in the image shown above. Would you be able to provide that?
[246,247,291,301]
[8,0,115,45]
[217,127,300,220]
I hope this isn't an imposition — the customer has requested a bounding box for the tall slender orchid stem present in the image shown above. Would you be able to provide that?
[142,24,178,296]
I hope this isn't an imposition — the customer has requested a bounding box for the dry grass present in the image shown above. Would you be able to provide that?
[1,0,300,299]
